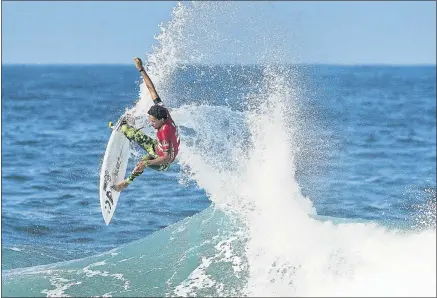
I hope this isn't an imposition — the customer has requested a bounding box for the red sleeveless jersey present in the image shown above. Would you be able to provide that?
[155,115,180,162]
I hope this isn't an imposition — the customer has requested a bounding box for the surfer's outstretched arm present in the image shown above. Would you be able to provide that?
[133,57,162,103]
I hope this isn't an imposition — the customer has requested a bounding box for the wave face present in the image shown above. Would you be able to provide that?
[2,2,436,297]
[2,205,435,297]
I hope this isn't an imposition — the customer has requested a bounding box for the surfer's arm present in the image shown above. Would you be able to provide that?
[139,69,160,101]
[147,154,171,166]
[133,57,161,102]
[133,154,170,173]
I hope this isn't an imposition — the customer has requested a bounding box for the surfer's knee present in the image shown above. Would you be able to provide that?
[145,145,158,158]
[141,155,150,162]
[121,124,135,138]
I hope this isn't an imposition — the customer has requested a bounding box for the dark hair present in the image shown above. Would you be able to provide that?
[148,105,168,120]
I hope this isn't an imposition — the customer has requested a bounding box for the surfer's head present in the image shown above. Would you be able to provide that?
[148,105,168,129]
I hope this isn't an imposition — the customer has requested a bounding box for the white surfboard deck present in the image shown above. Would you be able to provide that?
[99,117,130,225]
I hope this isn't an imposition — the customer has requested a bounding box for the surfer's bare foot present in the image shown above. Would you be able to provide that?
[113,181,129,192]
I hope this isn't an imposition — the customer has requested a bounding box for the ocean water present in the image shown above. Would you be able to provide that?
[2,2,436,297]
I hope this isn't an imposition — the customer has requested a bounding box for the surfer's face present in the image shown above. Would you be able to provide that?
[148,115,164,129]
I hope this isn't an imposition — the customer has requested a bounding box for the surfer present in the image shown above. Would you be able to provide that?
[113,57,180,192]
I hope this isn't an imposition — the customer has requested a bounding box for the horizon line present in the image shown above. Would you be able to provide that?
[2,62,436,67]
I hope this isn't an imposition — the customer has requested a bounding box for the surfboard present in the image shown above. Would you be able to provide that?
[99,116,131,225]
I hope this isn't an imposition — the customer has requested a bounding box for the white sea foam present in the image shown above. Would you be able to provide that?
[171,67,436,297]
[41,276,82,297]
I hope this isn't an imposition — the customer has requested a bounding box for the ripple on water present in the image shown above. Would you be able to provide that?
[14,224,51,236]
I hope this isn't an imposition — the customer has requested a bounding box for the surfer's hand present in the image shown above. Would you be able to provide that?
[133,57,144,71]
[133,160,147,173]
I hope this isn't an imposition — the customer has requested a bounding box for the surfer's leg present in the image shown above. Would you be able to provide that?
[115,156,171,192]
[122,155,153,185]
[148,163,171,171]
[114,155,149,191]
[125,170,143,184]
[121,125,158,157]
[117,125,170,186]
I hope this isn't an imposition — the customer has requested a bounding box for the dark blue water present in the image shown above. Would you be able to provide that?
[297,65,436,223]
[2,64,435,273]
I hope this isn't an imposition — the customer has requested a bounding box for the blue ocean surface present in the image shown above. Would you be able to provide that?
[1,3,436,297]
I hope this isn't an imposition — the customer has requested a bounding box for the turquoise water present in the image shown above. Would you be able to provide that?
[2,2,435,297]
[1,207,399,297]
